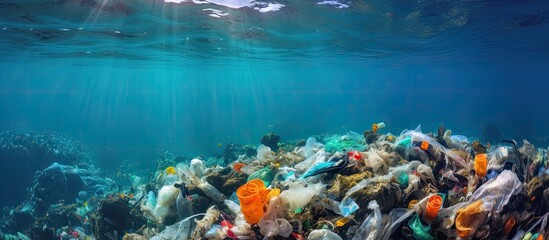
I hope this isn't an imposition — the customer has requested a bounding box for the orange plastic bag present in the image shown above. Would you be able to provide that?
[455,200,488,238]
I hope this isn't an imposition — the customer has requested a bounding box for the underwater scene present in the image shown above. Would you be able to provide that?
[1,0,549,239]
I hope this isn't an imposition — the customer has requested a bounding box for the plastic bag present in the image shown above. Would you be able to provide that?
[455,199,490,238]
[258,197,292,239]
[256,145,276,163]
[353,200,382,240]
[190,158,205,178]
[280,182,325,212]
[150,213,206,240]
[381,208,409,239]
[177,164,226,202]
[469,170,522,212]
[308,229,343,240]
[305,137,324,158]
[295,149,327,172]
[408,214,434,240]
[339,197,359,217]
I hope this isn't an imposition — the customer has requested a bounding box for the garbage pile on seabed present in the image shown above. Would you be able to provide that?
[130,123,549,240]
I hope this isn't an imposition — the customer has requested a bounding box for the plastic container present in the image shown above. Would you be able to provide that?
[423,194,442,222]
[236,179,268,224]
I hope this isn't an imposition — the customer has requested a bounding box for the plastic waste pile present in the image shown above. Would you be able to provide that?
[128,123,548,240]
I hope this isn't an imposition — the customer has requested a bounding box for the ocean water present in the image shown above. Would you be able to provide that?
[0,0,548,215]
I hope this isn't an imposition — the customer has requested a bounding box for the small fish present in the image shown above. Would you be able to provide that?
[217,143,223,148]
[83,201,88,207]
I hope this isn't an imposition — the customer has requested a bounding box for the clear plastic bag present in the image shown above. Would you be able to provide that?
[308,229,343,240]
[353,200,382,240]
[469,170,522,212]
[258,197,292,238]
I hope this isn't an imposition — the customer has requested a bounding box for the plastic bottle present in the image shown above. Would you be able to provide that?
[423,194,442,222]
[247,166,275,187]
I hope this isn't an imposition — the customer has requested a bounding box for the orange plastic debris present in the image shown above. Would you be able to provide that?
[455,200,486,238]
[266,188,280,200]
[407,199,418,209]
[348,151,362,161]
[474,154,488,177]
[236,179,279,224]
[372,123,379,133]
[423,194,442,222]
[233,163,246,173]
[420,141,430,151]
[503,216,515,236]
[336,217,350,227]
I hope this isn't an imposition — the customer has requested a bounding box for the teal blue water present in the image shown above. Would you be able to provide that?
[1,0,549,163]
